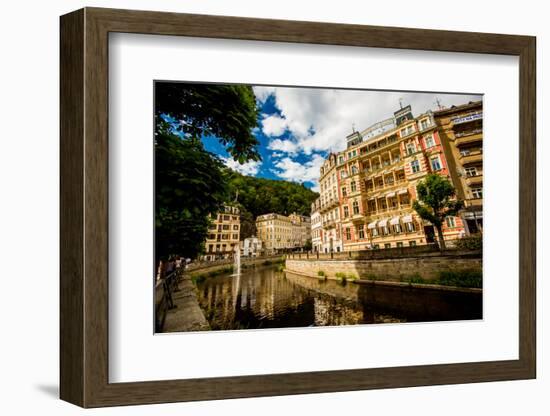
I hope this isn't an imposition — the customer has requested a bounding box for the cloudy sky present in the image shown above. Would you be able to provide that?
[203,86,482,192]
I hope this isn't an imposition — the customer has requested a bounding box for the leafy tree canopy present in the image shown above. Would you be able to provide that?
[412,173,463,249]
[155,83,260,163]
[225,170,319,220]
[155,122,229,261]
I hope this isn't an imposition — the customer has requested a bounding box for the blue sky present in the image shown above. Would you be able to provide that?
[168,86,482,192]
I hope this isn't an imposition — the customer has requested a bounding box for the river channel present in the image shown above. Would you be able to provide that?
[195,264,482,330]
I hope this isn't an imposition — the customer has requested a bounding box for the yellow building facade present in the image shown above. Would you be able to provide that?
[203,205,241,261]
[256,212,311,254]
[434,101,483,234]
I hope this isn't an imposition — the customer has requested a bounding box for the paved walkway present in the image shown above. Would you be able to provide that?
[163,276,210,332]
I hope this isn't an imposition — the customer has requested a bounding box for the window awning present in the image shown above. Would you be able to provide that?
[402,214,413,223]
[389,216,400,225]
[367,220,378,229]
[377,218,389,227]
[397,189,409,195]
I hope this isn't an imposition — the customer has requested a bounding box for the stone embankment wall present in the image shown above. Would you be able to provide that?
[186,255,283,276]
[285,251,481,281]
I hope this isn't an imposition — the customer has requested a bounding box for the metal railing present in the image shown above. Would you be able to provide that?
[155,268,183,332]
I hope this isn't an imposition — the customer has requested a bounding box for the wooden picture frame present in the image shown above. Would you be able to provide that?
[60,7,536,408]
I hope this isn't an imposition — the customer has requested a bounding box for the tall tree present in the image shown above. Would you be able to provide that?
[412,174,464,250]
[154,83,261,262]
[155,83,260,162]
[155,123,228,261]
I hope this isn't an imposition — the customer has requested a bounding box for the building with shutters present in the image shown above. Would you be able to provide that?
[317,103,471,251]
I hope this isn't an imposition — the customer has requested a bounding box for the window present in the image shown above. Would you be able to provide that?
[401,125,414,137]
[396,242,404,248]
[352,200,360,215]
[358,226,365,239]
[406,222,416,232]
[340,170,346,179]
[460,149,471,157]
[425,134,435,148]
[472,187,483,199]
[345,227,352,240]
[350,181,357,192]
[343,206,349,218]
[411,160,420,173]
[223,215,230,220]
[445,216,456,228]
[384,243,391,249]
[208,244,214,252]
[341,187,347,197]
[430,156,442,171]
[233,224,239,230]
[371,228,379,237]
[465,167,478,177]
[409,241,417,247]
[373,244,380,250]
[406,142,416,155]
[233,234,239,239]
[351,165,358,175]
[223,224,230,230]
[393,224,402,233]
[420,119,430,130]
[338,156,344,164]
[382,226,390,235]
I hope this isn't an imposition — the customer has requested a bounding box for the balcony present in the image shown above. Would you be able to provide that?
[459,151,483,166]
[351,212,364,222]
[320,198,339,213]
[324,218,336,228]
[465,174,483,187]
[455,130,482,147]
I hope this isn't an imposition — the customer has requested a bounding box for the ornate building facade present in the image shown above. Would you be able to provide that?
[313,103,475,251]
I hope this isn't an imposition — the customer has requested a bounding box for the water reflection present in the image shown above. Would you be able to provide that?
[196,265,482,331]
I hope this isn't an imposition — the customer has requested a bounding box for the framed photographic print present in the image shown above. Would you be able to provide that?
[60,7,536,408]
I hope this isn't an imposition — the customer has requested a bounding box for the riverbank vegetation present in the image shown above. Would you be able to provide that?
[362,270,482,288]
[454,233,482,250]
[398,270,482,288]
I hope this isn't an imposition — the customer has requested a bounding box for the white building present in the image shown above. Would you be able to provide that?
[243,237,263,257]
[311,198,322,252]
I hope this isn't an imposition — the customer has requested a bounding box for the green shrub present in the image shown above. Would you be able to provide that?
[455,233,482,250]
[335,272,346,278]
[438,270,482,288]
[346,273,358,281]
[317,270,326,277]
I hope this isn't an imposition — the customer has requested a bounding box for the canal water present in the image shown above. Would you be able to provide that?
[195,264,482,331]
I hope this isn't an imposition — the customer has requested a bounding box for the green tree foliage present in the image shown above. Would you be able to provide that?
[412,174,464,250]
[225,171,319,224]
[155,124,229,261]
[154,83,261,261]
[155,83,260,162]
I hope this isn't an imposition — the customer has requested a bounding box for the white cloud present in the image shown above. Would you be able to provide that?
[221,157,261,176]
[252,86,276,103]
[255,87,482,156]
[261,114,288,137]
[267,138,299,154]
[272,154,325,189]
